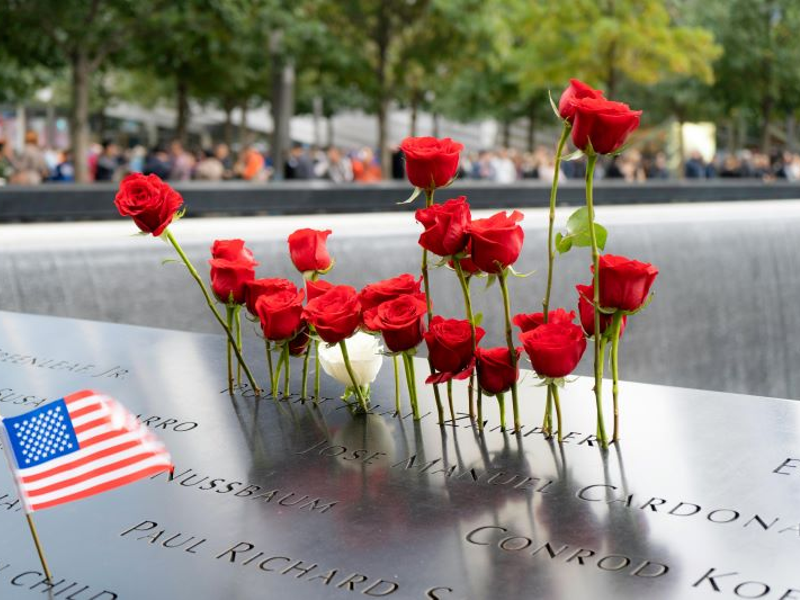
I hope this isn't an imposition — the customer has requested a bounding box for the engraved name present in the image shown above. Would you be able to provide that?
[0,561,117,599]
[0,350,128,380]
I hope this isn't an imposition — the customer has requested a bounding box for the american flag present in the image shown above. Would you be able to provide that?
[0,390,173,513]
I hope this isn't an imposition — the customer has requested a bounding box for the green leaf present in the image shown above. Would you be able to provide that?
[561,149,584,162]
[473,312,484,327]
[161,258,180,266]
[484,275,497,290]
[548,89,561,120]
[509,266,535,278]
[557,207,608,251]
[397,186,422,205]
[432,256,450,268]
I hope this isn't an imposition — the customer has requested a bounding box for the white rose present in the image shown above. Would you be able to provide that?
[318,332,383,388]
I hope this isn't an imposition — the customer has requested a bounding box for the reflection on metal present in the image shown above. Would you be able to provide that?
[0,311,797,599]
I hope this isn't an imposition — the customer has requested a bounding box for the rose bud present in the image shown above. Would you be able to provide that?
[367,293,428,353]
[576,283,625,338]
[467,210,525,273]
[211,239,257,264]
[245,278,297,316]
[359,273,422,328]
[415,196,471,257]
[558,79,603,122]
[399,136,464,190]
[475,346,520,395]
[288,228,333,273]
[513,308,576,333]
[209,258,257,305]
[289,325,311,357]
[569,96,642,155]
[592,254,658,312]
[424,316,486,383]
[520,322,587,379]
[114,173,183,236]
[302,285,362,345]
[255,288,305,342]
[318,332,383,388]
[306,278,334,302]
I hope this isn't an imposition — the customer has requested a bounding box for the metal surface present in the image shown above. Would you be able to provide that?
[0,311,797,599]
[2,180,800,222]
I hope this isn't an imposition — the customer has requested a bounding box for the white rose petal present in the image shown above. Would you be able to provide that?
[318,332,384,388]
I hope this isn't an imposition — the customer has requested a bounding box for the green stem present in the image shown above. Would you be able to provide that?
[301,342,311,398]
[393,355,401,414]
[272,345,285,398]
[551,382,563,443]
[225,305,234,394]
[265,340,274,395]
[497,392,506,431]
[611,312,624,443]
[314,340,321,402]
[283,344,291,397]
[447,380,455,424]
[454,260,478,421]
[585,154,607,448]
[403,353,420,420]
[543,122,571,319]
[164,229,261,394]
[497,270,520,432]
[339,340,368,412]
[477,391,484,431]
[422,189,444,421]
[542,386,553,437]
[235,306,242,386]
[596,336,607,440]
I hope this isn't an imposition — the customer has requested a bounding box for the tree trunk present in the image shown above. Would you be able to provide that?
[176,77,189,145]
[239,101,248,145]
[761,97,773,154]
[270,60,295,181]
[376,1,391,179]
[410,93,418,138]
[502,120,511,148]
[432,112,441,138]
[527,108,536,151]
[677,117,686,180]
[377,98,389,178]
[223,101,234,147]
[327,116,335,147]
[70,51,91,183]
[786,114,796,152]
[312,96,323,147]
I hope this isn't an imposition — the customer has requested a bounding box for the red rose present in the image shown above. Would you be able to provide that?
[302,285,362,344]
[569,96,642,155]
[114,173,183,236]
[399,136,464,190]
[592,254,658,312]
[288,228,333,273]
[360,274,422,328]
[467,210,525,273]
[245,278,297,316]
[513,308,576,333]
[209,258,257,305]
[255,288,305,342]
[520,323,587,379]
[449,240,481,275]
[415,196,471,257]
[576,283,626,338]
[306,278,334,302]
[289,325,311,356]
[424,316,486,383]
[368,294,428,352]
[212,239,257,264]
[558,79,603,122]
[475,346,520,395]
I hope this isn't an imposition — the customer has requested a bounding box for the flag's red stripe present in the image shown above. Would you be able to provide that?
[20,440,142,484]
[64,390,97,405]
[67,403,102,420]
[79,429,127,449]
[24,452,164,497]
[72,416,110,435]
[28,464,172,512]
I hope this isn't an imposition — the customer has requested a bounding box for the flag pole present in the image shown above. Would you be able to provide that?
[25,514,53,581]
[0,416,53,581]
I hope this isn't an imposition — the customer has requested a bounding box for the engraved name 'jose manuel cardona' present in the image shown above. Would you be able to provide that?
[121,520,458,598]
[149,466,338,514]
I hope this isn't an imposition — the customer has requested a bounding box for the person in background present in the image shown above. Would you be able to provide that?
[321,146,353,183]
[14,131,49,183]
[235,145,267,181]
[143,145,172,180]
[684,150,707,179]
[0,138,13,183]
[391,145,405,179]
[52,149,75,182]
[491,148,517,183]
[195,149,225,181]
[352,146,382,182]
[471,150,495,180]
[94,140,122,181]
[214,143,234,179]
[127,145,146,174]
[645,152,670,179]
[285,142,314,180]
[169,140,195,181]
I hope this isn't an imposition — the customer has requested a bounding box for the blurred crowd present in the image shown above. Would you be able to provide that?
[3,131,800,185]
